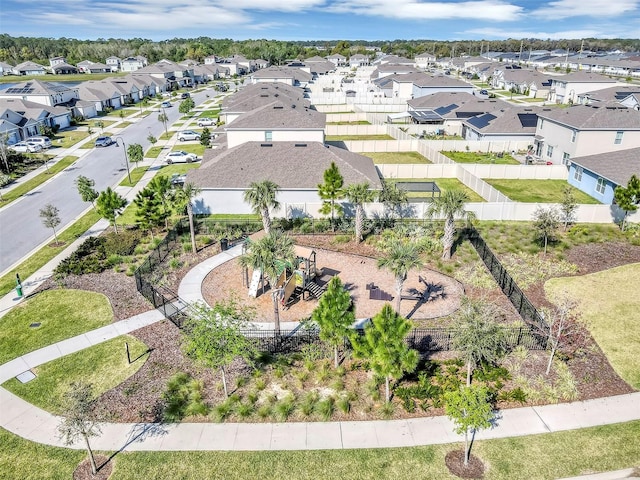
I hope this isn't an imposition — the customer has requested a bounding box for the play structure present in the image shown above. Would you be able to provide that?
[244,243,327,307]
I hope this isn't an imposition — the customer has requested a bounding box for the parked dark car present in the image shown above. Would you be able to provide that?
[95,136,113,147]
[180,92,190,99]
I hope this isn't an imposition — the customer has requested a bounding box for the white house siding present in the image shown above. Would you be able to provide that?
[551,81,617,104]
[253,77,295,86]
[226,129,325,149]
[193,189,324,216]
[393,82,414,98]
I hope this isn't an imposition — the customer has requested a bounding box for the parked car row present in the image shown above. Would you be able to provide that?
[9,136,52,153]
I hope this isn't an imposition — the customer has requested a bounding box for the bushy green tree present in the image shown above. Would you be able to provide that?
[351,303,418,402]
[318,161,344,231]
[452,298,506,386]
[127,143,144,167]
[179,97,195,115]
[378,178,408,219]
[200,127,211,147]
[532,206,560,253]
[183,300,256,398]
[444,384,493,466]
[96,187,127,234]
[560,185,578,231]
[134,187,168,239]
[74,175,98,209]
[614,174,640,232]
[311,276,355,368]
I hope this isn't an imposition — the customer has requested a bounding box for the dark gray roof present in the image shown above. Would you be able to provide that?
[465,107,541,134]
[187,142,382,190]
[538,104,640,130]
[551,72,617,83]
[580,85,640,103]
[391,72,470,88]
[571,147,640,186]
[222,83,307,111]
[408,92,510,117]
[225,100,325,130]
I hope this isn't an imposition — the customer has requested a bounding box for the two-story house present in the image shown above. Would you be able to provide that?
[414,53,437,69]
[106,56,121,72]
[0,79,79,107]
[327,54,347,67]
[461,106,540,142]
[533,104,640,165]
[121,56,148,73]
[548,72,618,104]
[391,72,474,99]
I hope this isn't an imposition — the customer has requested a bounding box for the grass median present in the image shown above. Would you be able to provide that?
[0,209,101,297]
[0,156,79,207]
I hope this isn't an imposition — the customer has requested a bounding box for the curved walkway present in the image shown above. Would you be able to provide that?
[1,246,640,452]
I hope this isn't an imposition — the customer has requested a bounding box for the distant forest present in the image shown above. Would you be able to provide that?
[1,34,639,67]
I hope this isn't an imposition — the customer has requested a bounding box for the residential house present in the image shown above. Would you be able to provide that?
[534,104,640,165]
[0,62,14,76]
[12,61,47,76]
[130,60,194,90]
[204,55,222,65]
[227,54,254,73]
[391,72,474,99]
[220,82,309,124]
[0,103,42,143]
[254,59,270,70]
[192,64,221,83]
[461,106,540,142]
[327,54,347,67]
[415,53,436,69]
[0,98,72,132]
[106,56,121,72]
[180,59,199,68]
[0,79,79,107]
[48,56,67,67]
[225,100,325,148]
[548,72,618,104]
[577,85,640,110]
[370,64,417,80]
[375,55,414,66]
[568,147,640,204]
[121,56,148,72]
[77,61,112,74]
[302,57,335,76]
[491,69,553,98]
[52,62,78,75]
[250,66,312,87]
[77,81,124,112]
[349,54,370,68]
[186,141,381,216]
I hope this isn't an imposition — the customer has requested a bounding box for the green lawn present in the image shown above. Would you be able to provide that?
[3,335,149,413]
[119,166,149,187]
[0,289,113,364]
[394,178,485,202]
[50,130,90,149]
[364,152,431,164]
[172,144,206,156]
[3,421,637,480]
[0,210,102,297]
[146,146,165,158]
[485,180,600,204]
[442,151,520,165]
[0,156,78,207]
[325,135,395,141]
[198,110,220,119]
[117,121,133,128]
[545,263,640,389]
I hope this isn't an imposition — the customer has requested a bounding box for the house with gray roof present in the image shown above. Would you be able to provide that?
[349,54,370,68]
[415,53,436,69]
[12,61,47,76]
[370,64,417,80]
[462,106,540,142]
[77,80,124,112]
[533,104,640,165]
[0,61,14,76]
[548,72,618,104]
[52,62,78,75]
[491,69,553,98]
[390,73,474,99]
[327,54,347,67]
[0,80,78,107]
[577,85,640,110]
[0,102,43,143]
[0,98,72,133]
[106,56,121,72]
[568,147,640,204]
[220,83,309,124]
[132,60,194,89]
[225,100,325,148]
[121,56,148,72]
[250,66,312,87]
[186,141,381,217]
[77,61,111,74]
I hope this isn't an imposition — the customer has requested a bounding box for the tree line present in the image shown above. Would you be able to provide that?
[1,34,638,67]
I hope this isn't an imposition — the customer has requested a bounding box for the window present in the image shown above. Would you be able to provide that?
[574,166,583,182]
[546,145,554,158]
[596,177,606,195]
[570,130,577,143]
[265,131,272,142]
[615,131,623,144]
[563,152,571,165]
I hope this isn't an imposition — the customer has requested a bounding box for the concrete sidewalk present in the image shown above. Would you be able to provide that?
[1,309,639,452]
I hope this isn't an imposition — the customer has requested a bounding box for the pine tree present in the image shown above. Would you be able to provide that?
[318,161,345,231]
[96,187,127,234]
[74,176,98,210]
[133,186,168,239]
[311,276,355,368]
[351,303,418,402]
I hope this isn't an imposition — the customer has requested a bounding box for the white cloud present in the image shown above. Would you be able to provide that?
[465,27,608,39]
[531,0,640,19]
[326,0,524,21]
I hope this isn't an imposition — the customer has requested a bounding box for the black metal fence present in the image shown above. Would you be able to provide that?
[465,227,549,341]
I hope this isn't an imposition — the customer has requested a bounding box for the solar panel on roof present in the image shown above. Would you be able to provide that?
[518,113,538,128]
[467,113,496,129]
[434,103,458,115]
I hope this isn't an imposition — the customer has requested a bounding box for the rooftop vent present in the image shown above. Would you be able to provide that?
[273,105,283,109]
[261,143,273,147]
[294,143,307,147]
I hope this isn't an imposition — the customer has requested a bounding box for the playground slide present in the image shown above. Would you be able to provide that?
[281,274,297,306]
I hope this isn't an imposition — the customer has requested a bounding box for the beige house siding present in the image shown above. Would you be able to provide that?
[226,129,324,148]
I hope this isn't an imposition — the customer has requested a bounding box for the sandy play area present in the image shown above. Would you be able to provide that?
[201,247,464,323]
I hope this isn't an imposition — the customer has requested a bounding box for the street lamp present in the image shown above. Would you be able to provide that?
[114,136,132,184]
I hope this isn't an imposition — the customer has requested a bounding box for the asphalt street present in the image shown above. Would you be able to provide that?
[0,90,210,273]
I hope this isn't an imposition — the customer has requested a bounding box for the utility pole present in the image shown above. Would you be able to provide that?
[519,40,523,64]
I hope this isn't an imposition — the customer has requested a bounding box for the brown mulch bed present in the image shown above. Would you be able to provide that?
[73,454,112,480]
[445,450,485,479]
[46,235,636,424]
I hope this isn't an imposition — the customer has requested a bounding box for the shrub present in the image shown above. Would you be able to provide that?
[300,391,319,416]
[162,372,209,422]
[235,402,254,419]
[316,397,335,420]
[273,396,295,421]
[212,400,234,422]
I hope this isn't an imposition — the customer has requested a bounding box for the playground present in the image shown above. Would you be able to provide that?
[201,247,464,323]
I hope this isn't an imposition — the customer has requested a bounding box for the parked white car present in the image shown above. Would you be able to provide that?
[10,141,43,153]
[27,136,52,149]
[166,151,198,164]
[197,118,216,127]
[177,130,200,142]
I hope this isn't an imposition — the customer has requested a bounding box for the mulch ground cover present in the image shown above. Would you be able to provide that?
[35,234,637,423]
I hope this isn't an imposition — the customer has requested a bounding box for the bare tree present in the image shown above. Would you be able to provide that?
[543,293,580,375]
[39,203,61,244]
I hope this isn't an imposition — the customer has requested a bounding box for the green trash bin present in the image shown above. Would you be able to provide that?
[16,284,23,297]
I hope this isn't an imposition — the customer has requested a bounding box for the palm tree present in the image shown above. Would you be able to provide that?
[426,190,475,260]
[238,230,295,332]
[377,242,422,313]
[344,182,375,243]
[243,180,280,234]
[171,182,201,254]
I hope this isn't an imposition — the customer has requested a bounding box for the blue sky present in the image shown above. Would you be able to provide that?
[2,0,639,42]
